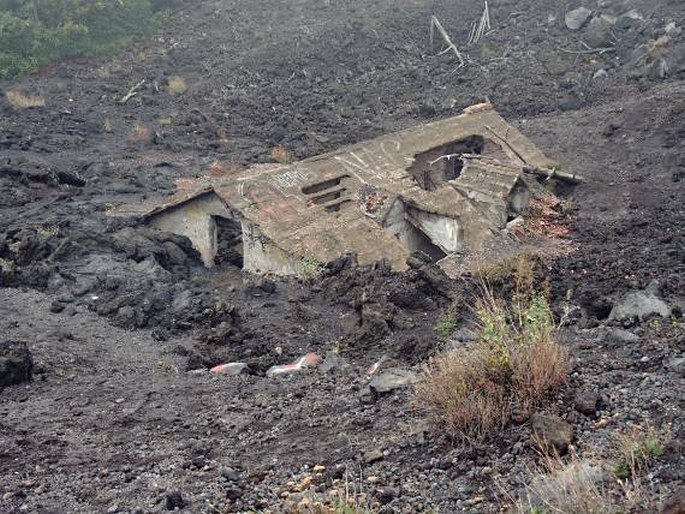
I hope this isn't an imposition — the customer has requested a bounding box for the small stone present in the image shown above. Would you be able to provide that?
[664,22,681,36]
[369,369,417,394]
[666,357,685,376]
[593,69,608,80]
[558,93,581,112]
[220,467,239,481]
[603,328,640,344]
[574,391,600,415]
[0,340,33,388]
[225,485,242,500]
[530,413,574,454]
[49,301,65,313]
[565,7,592,31]
[363,449,384,464]
[165,491,186,511]
[377,486,399,504]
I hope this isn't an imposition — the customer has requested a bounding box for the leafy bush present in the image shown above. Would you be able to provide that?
[0,0,164,79]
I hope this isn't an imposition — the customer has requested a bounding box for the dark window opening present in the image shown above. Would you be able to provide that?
[301,175,349,195]
[307,187,346,205]
[214,216,243,268]
[323,199,351,213]
[408,135,485,191]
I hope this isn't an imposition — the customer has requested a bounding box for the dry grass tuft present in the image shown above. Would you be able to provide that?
[127,122,150,144]
[508,440,665,514]
[416,269,570,440]
[167,75,187,95]
[6,90,46,109]
[271,145,293,164]
[475,252,536,286]
[613,426,666,480]
[512,451,615,514]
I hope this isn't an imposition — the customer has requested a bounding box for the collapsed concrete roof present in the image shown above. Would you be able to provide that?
[112,103,557,276]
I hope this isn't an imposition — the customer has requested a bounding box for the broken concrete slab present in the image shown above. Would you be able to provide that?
[111,104,558,277]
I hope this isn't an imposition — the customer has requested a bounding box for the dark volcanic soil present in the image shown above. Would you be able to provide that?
[1,0,684,513]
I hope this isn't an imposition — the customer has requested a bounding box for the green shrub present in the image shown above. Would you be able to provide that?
[434,312,458,338]
[0,0,164,79]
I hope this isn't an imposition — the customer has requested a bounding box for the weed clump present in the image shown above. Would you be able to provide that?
[296,255,325,281]
[271,145,293,165]
[511,427,669,514]
[434,311,458,338]
[613,428,665,480]
[167,75,187,95]
[5,90,46,109]
[417,269,570,440]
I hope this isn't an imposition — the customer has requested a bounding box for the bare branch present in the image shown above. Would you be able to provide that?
[430,16,465,68]
[558,46,615,55]
[119,79,145,104]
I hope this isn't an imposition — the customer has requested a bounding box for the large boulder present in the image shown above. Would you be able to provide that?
[531,413,573,454]
[0,340,33,388]
[565,7,592,30]
[609,282,671,322]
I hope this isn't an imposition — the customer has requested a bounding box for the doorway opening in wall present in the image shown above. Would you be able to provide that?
[402,222,447,262]
[408,135,485,190]
[214,216,243,268]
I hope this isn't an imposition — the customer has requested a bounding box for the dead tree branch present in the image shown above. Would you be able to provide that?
[523,165,584,183]
[558,46,615,55]
[429,153,462,166]
[468,1,491,46]
[430,16,465,68]
[119,79,145,104]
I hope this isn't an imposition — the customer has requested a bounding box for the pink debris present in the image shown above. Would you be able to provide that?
[366,355,388,376]
[266,352,322,377]
[210,362,249,376]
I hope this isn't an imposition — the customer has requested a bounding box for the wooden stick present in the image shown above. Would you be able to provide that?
[119,79,145,104]
[558,46,615,55]
[430,16,465,68]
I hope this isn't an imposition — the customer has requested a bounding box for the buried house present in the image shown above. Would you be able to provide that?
[112,103,564,276]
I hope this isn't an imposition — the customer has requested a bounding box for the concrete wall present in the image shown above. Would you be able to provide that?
[241,221,300,275]
[382,198,459,260]
[406,207,462,254]
[148,192,232,267]
[148,192,306,275]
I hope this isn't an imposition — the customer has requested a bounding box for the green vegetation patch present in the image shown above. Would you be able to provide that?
[0,0,166,79]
